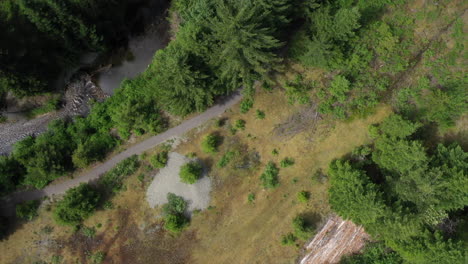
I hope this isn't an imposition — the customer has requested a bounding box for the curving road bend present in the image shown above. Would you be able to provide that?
[1,92,242,215]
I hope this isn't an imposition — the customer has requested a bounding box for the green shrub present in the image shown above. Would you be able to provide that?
[88,251,105,264]
[280,157,295,168]
[163,193,187,215]
[218,151,236,168]
[247,193,255,203]
[151,151,168,168]
[340,242,403,264]
[162,193,188,233]
[281,233,297,246]
[51,255,63,264]
[16,200,40,220]
[297,191,310,203]
[255,109,266,119]
[53,183,100,226]
[27,96,60,118]
[137,173,145,183]
[235,119,246,130]
[82,226,96,238]
[103,201,113,210]
[201,134,220,154]
[214,118,225,128]
[164,213,188,233]
[292,215,313,240]
[180,161,203,184]
[260,162,279,189]
[272,149,279,156]
[240,98,254,113]
[99,155,139,193]
[284,75,311,104]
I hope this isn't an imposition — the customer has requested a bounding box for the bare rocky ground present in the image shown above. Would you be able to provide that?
[300,216,370,264]
[146,152,212,213]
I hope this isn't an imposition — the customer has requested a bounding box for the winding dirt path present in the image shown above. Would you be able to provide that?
[1,93,242,215]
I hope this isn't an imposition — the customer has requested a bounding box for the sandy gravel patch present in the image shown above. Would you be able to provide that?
[146,152,212,213]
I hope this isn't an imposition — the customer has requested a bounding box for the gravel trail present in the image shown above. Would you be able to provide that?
[1,92,241,215]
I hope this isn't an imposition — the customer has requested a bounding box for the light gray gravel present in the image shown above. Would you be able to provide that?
[146,152,211,213]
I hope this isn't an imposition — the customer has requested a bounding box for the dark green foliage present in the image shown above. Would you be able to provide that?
[235,119,246,130]
[27,96,60,118]
[280,157,295,168]
[217,151,236,168]
[255,109,266,120]
[247,193,255,203]
[162,193,189,233]
[284,75,311,104]
[240,98,254,114]
[418,83,467,130]
[163,193,187,216]
[297,191,310,203]
[291,4,360,69]
[88,251,105,264]
[0,0,140,96]
[180,161,203,184]
[13,120,75,189]
[151,151,169,169]
[53,183,100,226]
[16,200,40,220]
[210,0,283,89]
[201,134,220,154]
[292,215,313,240]
[148,42,217,116]
[0,156,25,196]
[72,133,116,168]
[330,115,468,263]
[109,86,167,138]
[340,242,402,264]
[81,226,96,238]
[281,232,297,246]
[260,161,279,189]
[99,155,139,194]
[377,114,421,139]
[329,160,385,225]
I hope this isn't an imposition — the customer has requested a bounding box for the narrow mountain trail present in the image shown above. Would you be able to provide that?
[1,92,242,215]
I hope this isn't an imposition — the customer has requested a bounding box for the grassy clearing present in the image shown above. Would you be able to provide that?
[171,85,391,263]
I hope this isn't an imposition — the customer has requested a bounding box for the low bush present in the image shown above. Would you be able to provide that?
[247,193,255,203]
[260,162,279,189]
[151,151,168,168]
[162,193,189,233]
[255,109,266,119]
[88,251,105,264]
[240,98,254,113]
[280,157,295,168]
[53,183,100,226]
[217,151,236,168]
[201,134,220,154]
[297,191,310,203]
[235,119,246,130]
[81,226,96,238]
[99,155,139,194]
[16,200,40,220]
[292,215,314,240]
[180,161,203,184]
[281,233,297,246]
